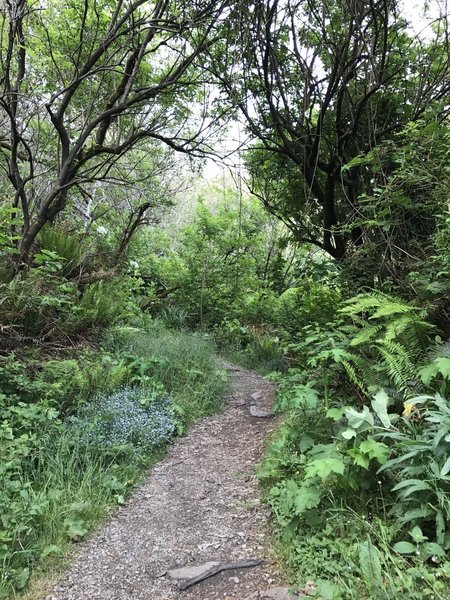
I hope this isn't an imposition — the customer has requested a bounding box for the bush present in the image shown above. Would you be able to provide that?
[0,326,226,597]
[276,282,341,334]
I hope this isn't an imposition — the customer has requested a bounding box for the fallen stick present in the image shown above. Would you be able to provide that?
[179,558,263,591]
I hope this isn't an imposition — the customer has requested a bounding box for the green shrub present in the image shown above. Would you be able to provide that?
[276,282,341,333]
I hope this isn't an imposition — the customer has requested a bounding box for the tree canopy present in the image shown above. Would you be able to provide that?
[208,0,450,261]
[0,0,227,265]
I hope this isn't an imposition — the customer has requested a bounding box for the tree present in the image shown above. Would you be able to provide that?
[209,0,450,260]
[0,0,227,267]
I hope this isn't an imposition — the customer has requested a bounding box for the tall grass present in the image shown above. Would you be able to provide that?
[106,327,227,425]
[1,431,143,599]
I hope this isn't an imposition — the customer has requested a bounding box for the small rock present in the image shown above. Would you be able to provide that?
[229,576,239,584]
[249,405,274,418]
[250,390,263,401]
[167,561,220,580]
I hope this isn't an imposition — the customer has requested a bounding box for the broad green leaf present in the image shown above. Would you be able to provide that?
[299,435,315,452]
[345,406,374,429]
[419,362,439,386]
[342,428,356,440]
[41,544,62,557]
[305,457,346,479]
[393,541,416,554]
[422,542,445,558]
[326,407,346,421]
[358,439,390,464]
[64,517,88,540]
[371,390,391,428]
[347,448,370,469]
[14,567,30,590]
[359,539,382,586]
[409,526,427,543]
[435,357,450,379]
[293,486,321,514]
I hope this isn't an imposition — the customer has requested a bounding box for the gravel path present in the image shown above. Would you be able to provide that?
[47,362,284,600]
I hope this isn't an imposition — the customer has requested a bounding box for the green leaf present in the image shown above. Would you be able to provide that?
[409,526,427,543]
[342,428,356,439]
[392,479,432,497]
[345,406,374,429]
[305,457,346,479]
[440,456,450,477]
[341,153,369,172]
[399,507,434,525]
[371,390,391,428]
[348,448,370,469]
[64,517,88,540]
[436,511,445,546]
[358,439,390,464]
[435,357,450,379]
[419,363,438,385]
[41,544,62,557]
[293,485,322,514]
[299,435,315,452]
[326,407,346,421]
[393,541,416,554]
[422,542,445,558]
[14,567,30,590]
[359,539,382,586]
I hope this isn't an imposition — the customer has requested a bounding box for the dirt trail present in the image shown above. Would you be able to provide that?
[47,362,284,600]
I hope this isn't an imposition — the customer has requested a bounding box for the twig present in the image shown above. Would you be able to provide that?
[179,559,263,591]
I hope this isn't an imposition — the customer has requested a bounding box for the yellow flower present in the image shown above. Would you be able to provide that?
[402,402,415,417]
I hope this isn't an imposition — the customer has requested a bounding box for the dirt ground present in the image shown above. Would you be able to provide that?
[46,362,286,600]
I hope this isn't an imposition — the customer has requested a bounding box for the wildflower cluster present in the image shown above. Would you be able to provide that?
[69,387,175,456]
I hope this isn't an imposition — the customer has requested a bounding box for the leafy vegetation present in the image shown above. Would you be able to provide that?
[1,0,450,597]
[0,321,225,597]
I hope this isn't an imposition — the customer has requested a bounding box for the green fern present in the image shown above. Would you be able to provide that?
[376,340,416,391]
[340,292,434,396]
[340,293,389,313]
[350,324,383,346]
[341,358,370,394]
[39,226,89,277]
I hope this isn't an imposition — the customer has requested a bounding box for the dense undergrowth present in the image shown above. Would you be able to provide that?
[0,273,226,598]
[214,291,450,598]
[1,121,450,600]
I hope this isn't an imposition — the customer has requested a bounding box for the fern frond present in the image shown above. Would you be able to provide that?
[341,348,388,394]
[370,302,420,319]
[350,324,383,346]
[341,359,369,394]
[376,340,416,390]
[340,293,387,315]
